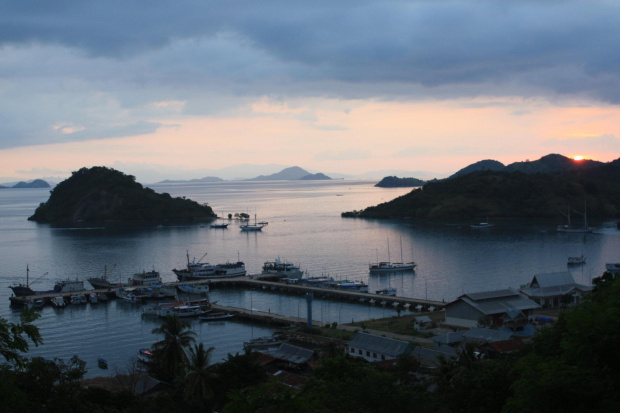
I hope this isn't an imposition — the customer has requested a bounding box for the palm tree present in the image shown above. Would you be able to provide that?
[183,342,216,407]
[151,315,196,381]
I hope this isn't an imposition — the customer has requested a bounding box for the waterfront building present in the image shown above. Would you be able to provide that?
[519,271,592,308]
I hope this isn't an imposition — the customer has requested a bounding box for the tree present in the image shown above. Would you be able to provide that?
[0,309,42,365]
[183,343,216,408]
[151,315,196,381]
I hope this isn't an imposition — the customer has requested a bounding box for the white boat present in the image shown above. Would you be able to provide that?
[557,203,593,233]
[128,270,162,286]
[240,214,268,231]
[177,284,210,295]
[369,238,416,273]
[323,279,369,292]
[70,294,87,305]
[50,296,66,308]
[151,298,211,317]
[173,251,246,281]
[567,255,586,265]
[376,287,397,296]
[115,287,144,303]
[163,304,211,318]
[199,312,234,321]
[243,335,283,350]
[470,218,493,229]
[88,292,98,304]
[261,258,304,279]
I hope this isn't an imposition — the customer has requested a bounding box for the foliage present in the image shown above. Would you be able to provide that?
[0,309,42,366]
[210,352,269,409]
[28,166,216,223]
[343,159,620,220]
[375,176,426,188]
[150,315,196,382]
[183,343,216,409]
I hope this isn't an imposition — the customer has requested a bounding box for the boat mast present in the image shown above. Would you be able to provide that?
[387,239,391,264]
[26,264,29,288]
[400,237,403,263]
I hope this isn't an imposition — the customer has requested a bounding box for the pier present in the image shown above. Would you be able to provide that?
[9,275,445,312]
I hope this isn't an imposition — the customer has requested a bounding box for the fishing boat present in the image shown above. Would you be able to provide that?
[376,287,397,296]
[8,266,50,297]
[137,348,154,364]
[173,251,246,281]
[243,335,283,350]
[88,292,98,304]
[163,304,211,318]
[50,296,66,308]
[87,264,118,289]
[70,294,87,305]
[128,270,162,286]
[261,258,304,279]
[323,279,369,292]
[369,238,416,273]
[557,203,593,233]
[240,214,268,231]
[198,312,234,321]
[177,284,210,295]
[567,255,586,265]
[470,218,493,229]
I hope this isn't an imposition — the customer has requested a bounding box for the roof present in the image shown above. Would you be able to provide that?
[462,327,513,343]
[414,315,432,324]
[348,332,414,357]
[520,271,592,298]
[450,288,540,315]
[410,346,458,365]
[262,343,315,365]
[431,332,464,345]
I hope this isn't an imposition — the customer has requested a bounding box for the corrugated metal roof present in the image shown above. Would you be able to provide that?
[262,343,315,365]
[530,271,575,288]
[462,327,513,342]
[431,332,464,345]
[464,289,517,301]
[348,332,413,357]
[460,293,540,315]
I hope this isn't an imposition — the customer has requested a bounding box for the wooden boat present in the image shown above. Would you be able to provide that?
[97,358,108,369]
[199,312,234,321]
[243,335,283,350]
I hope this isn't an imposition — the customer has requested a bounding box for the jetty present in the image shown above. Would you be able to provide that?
[9,274,445,312]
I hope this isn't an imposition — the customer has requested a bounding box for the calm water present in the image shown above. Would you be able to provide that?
[1,180,619,377]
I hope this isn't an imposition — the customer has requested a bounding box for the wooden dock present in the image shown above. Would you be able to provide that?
[9,275,445,312]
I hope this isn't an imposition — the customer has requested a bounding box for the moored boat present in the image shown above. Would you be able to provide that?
[567,255,586,265]
[178,284,210,295]
[129,270,162,286]
[369,238,416,273]
[199,312,234,321]
[173,251,246,281]
[243,334,284,350]
[50,296,66,308]
[240,214,268,231]
[210,223,229,229]
[261,258,303,279]
[376,287,397,296]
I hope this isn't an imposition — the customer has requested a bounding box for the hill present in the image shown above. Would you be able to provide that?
[375,176,426,188]
[0,179,51,189]
[248,166,331,181]
[157,176,224,184]
[299,173,331,180]
[449,160,506,179]
[343,158,620,220]
[28,167,216,223]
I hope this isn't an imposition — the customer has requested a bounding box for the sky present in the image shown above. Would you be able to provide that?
[1,1,620,183]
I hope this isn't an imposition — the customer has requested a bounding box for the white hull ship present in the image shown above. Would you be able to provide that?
[261,258,304,279]
[173,251,246,281]
[557,204,593,233]
[240,214,268,231]
[369,238,417,273]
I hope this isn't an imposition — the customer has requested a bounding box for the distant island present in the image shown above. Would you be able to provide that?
[28,167,216,223]
[157,176,224,184]
[343,154,620,220]
[375,176,426,188]
[0,179,50,189]
[247,166,331,181]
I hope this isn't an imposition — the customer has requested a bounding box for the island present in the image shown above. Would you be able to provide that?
[375,176,426,188]
[28,166,216,223]
[0,179,51,189]
[343,155,620,220]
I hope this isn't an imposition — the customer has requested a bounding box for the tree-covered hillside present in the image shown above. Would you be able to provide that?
[28,167,216,223]
[344,159,620,220]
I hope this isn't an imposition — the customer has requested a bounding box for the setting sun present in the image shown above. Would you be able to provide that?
[574,155,584,161]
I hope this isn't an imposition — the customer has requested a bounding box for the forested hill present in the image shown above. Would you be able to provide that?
[343,159,620,220]
[28,167,216,223]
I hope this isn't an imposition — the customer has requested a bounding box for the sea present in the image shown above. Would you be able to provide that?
[1,179,619,377]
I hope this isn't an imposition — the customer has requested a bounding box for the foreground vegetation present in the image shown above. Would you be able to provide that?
[344,158,620,220]
[29,166,216,223]
[2,273,620,412]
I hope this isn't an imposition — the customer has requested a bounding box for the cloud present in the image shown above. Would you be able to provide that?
[542,134,620,152]
[314,150,371,161]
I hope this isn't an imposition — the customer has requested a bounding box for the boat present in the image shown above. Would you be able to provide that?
[240,214,268,231]
[323,279,369,292]
[115,287,144,303]
[8,266,50,297]
[50,296,66,308]
[567,255,586,265]
[97,293,109,302]
[261,258,304,279]
[161,304,212,318]
[199,312,234,321]
[87,264,118,289]
[137,348,154,364]
[470,218,493,229]
[88,292,98,304]
[173,251,246,281]
[209,223,229,229]
[376,287,397,296]
[97,358,108,369]
[128,270,162,286]
[557,203,593,233]
[26,298,45,309]
[243,335,284,350]
[177,284,210,295]
[369,238,416,273]
[70,294,87,305]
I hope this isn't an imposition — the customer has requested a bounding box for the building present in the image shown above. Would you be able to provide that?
[346,332,415,362]
[413,315,432,331]
[519,271,592,308]
[444,289,540,328]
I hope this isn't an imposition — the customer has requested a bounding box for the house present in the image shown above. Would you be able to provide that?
[259,343,317,374]
[346,332,415,362]
[461,327,514,344]
[444,289,540,328]
[413,315,432,331]
[431,331,464,348]
[519,271,592,308]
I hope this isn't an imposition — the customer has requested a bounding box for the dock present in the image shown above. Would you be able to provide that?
[9,274,445,312]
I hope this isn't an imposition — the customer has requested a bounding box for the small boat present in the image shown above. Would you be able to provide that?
[199,312,234,321]
[376,287,397,296]
[177,284,210,295]
[27,298,45,309]
[470,219,493,229]
[88,292,98,304]
[97,358,108,369]
[97,293,109,302]
[567,255,586,265]
[161,304,211,318]
[243,335,283,350]
[137,348,154,364]
[240,214,268,231]
[70,295,87,305]
[50,296,66,308]
[210,223,229,229]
